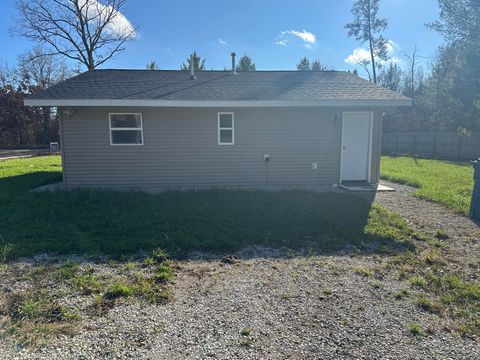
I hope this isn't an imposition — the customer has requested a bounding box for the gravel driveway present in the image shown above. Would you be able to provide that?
[0,149,50,160]
[1,183,479,359]
[376,180,480,279]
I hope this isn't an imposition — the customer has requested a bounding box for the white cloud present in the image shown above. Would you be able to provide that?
[275,29,316,48]
[79,0,136,38]
[390,56,401,64]
[287,30,316,44]
[385,40,395,53]
[344,40,401,66]
[218,38,227,45]
[345,48,371,65]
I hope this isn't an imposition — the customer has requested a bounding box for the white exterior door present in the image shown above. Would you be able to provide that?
[341,112,372,182]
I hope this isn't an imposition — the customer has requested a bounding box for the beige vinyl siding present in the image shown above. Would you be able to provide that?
[61,106,381,188]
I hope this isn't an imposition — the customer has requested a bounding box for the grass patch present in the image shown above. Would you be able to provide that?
[240,328,251,337]
[3,293,79,347]
[144,248,169,266]
[353,266,375,277]
[0,235,13,263]
[154,262,174,283]
[323,288,333,296]
[104,281,135,299]
[415,294,444,314]
[1,249,174,347]
[409,276,427,288]
[54,261,80,280]
[392,248,480,336]
[97,249,173,306]
[70,274,103,294]
[394,289,409,300]
[370,280,384,289]
[435,230,449,240]
[423,248,445,266]
[408,322,423,336]
[387,239,480,336]
[0,156,420,258]
[147,288,171,304]
[381,156,473,214]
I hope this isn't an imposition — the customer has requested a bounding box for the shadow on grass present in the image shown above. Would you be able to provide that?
[0,173,417,261]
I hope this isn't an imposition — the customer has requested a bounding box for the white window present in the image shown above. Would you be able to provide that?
[218,112,234,145]
[109,113,144,146]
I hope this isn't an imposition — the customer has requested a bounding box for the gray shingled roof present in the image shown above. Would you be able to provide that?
[25,69,410,105]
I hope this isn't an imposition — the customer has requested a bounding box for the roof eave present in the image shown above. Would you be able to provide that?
[24,98,412,108]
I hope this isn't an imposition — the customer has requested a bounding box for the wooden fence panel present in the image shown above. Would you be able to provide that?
[382,132,480,161]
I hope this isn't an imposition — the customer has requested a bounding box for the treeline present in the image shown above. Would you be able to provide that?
[380,0,479,133]
[0,48,73,146]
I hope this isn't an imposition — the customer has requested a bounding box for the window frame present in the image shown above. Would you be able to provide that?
[109,113,144,146]
[217,112,235,145]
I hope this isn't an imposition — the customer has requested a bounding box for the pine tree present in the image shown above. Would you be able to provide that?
[345,0,389,83]
[311,60,327,71]
[296,57,311,71]
[181,51,206,71]
[146,61,159,70]
[236,55,256,72]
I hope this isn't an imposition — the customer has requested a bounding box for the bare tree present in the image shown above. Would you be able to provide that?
[19,47,73,90]
[19,47,74,143]
[13,0,136,71]
[403,45,426,129]
[403,45,419,99]
[356,59,372,81]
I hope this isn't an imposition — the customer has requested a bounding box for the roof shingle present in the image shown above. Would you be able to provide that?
[26,69,410,104]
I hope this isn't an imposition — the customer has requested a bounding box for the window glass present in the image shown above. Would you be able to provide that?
[219,129,233,144]
[111,130,143,144]
[109,114,143,145]
[219,114,233,128]
[110,114,142,128]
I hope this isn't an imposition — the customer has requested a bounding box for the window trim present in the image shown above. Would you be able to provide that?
[109,113,144,146]
[217,112,234,145]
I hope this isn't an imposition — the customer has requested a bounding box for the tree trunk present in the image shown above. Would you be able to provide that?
[370,38,377,84]
[367,2,376,84]
[87,50,95,71]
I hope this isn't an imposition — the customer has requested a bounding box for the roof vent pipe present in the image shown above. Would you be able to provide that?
[189,53,196,80]
[231,52,236,74]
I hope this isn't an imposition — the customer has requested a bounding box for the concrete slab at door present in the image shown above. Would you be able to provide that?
[341,112,372,182]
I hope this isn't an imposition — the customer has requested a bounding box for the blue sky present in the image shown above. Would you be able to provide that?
[0,0,443,76]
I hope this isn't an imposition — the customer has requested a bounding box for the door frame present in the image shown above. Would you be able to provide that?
[339,111,374,184]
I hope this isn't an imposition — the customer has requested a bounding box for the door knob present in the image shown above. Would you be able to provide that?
[343,146,346,150]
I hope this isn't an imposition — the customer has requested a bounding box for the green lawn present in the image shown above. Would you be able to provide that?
[0,156,421,259]
[381,156,474,215]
